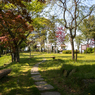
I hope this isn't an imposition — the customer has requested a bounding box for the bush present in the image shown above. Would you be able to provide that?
[84,48,93,53]
[92,48,95,53]
[62,50,80,54]
[74,50,80,53]
[62,50,72,54]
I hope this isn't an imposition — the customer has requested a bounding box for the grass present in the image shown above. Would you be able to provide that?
[38,53,95,95]
[1,52,95,95]
[0,52,43,95]
[0,54,11,66]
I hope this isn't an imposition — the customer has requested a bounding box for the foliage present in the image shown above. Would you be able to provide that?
[27,17,50,52]
[92,48,95,53]
[0,10,33,48]
[48,16,57,44]
[0,0,46,62]
[0,0,45,22]
[86,15,95,38]
[22,0,45,13]
[84,47,93,53]
[56,27,66,45]
[62,50,72,54]
[1,0,32,23]
[20,41,27,50]
[75,35,84,50]
[0,10,34,62]
[79,15,95,54]
[79,15,95,41]
[62,50,79,54]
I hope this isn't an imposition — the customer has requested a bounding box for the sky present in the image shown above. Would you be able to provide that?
[42,0,95,50]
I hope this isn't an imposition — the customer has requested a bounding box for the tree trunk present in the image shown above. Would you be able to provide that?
[29,45,31,58]
[41,47,42,52]
[54,43,56,53]
[16,46,20,62]
[11,53,14,62]
[12,46,20,62]
[86,39,89,54]
[94,38,95,54]
[70,37,75,60]
[52,46,53,53]
[30,49,31,58]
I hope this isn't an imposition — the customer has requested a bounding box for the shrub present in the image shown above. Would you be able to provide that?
[36,48,39,52]
[62,50,72,54]
[74,50,80,53]
[84,48,93,53]
[62,50,80,54]
[92,48,95,53]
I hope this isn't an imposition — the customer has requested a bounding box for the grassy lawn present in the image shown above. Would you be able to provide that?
[39,53,95,95]
[0,52,43,95]
[0,54,11,67]
[1,52,95,95]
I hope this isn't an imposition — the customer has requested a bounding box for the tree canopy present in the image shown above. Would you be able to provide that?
[0,0,46,62]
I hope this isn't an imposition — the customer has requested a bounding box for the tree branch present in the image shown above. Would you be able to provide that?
[77,5,95,27]
[73,0,77,38]
[18,31,31,46]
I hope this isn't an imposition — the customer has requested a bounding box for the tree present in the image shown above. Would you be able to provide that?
[27,17,50,52]
[0,11,33,62]
[0,0,45,23]
[56,27,65,45]
[79,15,95,53]
[47,16,57,53]
[29,17,56,53]
[0,0,46,62]
[0,0,32,23]
[87,15,95,53]
[48,0,95,60]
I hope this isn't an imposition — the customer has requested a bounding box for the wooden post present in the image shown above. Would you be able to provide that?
[75,49,77,61]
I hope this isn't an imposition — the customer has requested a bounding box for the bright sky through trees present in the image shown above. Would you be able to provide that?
[42,0,95,50]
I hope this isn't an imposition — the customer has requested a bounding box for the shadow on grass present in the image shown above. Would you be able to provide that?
[1,53,95,95]
[77,60,95,63]
[20,52,44,57]
[57,55,84,58]
[35,56,71,58]
[0,56,44,70]
[0,54,44,95]
[39,59,95,95]
[0,70,40,95]
[33,55,84,61]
